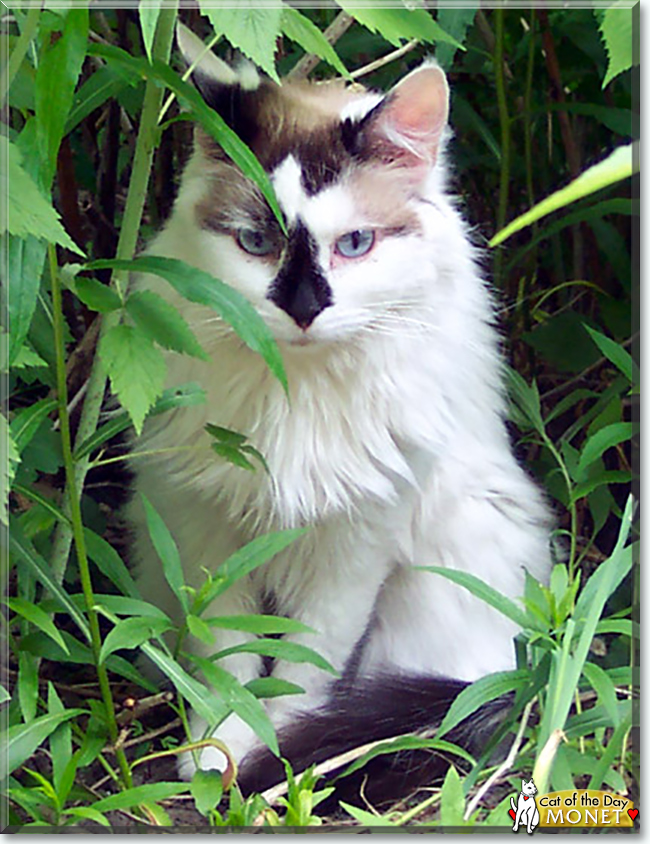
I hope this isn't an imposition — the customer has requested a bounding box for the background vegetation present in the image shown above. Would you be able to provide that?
[2,2,638,830]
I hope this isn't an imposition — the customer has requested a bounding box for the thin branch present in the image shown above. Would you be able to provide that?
[351,40,419,80]
[287,10,354,80]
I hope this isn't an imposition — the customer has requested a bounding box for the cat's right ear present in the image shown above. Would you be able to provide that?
[176,23,261,133]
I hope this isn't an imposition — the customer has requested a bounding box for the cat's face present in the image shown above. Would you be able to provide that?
[177,27,449,348]
[522,780,537,796]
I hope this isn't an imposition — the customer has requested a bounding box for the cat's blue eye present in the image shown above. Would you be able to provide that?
[237,228,276,256]
[335,230,375,258]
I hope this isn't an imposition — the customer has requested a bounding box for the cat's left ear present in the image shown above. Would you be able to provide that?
[350,63,449,173]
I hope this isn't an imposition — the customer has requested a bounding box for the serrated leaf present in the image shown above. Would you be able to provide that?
[5,597,69,654]
[192,656,279,755]
[191,769,223,817]
[577,422,635,480]
[89,256,287,394]
[99,324,166,435]
[490,145,637,247]
[2,413,20,526]
[599,5,635,87]
[281,8,349,78]
[141,493,188,614]
[34,7,89,187]
[339,5,462,49]
[74,277,122,313]
[99,616,173,664]
[10,344,47,370]
[202,4,282,83]
[5,231,48,366]
[436,7,477,70]
[126,289,208,360]
[139,0,162,63]
[1,137,83,255]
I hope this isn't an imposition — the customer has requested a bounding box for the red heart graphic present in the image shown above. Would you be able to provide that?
[509,809,516,821]
[628,809,638,821]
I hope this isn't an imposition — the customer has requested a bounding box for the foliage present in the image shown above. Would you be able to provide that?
[2,2,636,831]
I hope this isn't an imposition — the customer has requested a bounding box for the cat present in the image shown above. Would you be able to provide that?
[510,779,540,834]
[127,24,553,798]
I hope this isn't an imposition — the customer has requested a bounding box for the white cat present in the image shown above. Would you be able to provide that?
[127,26,552,787]
[511,779,540,834]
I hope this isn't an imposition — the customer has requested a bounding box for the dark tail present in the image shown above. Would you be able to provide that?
[238,674,510,808]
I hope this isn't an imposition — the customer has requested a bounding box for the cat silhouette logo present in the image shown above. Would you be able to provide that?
[510,779,540,834]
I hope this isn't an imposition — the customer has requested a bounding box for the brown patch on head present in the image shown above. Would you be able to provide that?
[197,79,369,195]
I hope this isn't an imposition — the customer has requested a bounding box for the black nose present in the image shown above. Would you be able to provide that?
[267,220,333,328]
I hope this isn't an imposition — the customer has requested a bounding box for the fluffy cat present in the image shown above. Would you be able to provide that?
[127,26,553,794]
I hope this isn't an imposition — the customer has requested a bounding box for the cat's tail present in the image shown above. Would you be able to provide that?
[238,674,511,809]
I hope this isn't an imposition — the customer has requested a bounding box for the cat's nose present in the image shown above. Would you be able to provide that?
[287,281,326,329]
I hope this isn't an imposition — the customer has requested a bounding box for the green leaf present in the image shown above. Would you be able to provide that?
[18,651,39,724]
[74,382,206,460]
[339,5,462,49]
[192,656,279,755]
[93,595,171,621]
[84,528,141,599]
[244,677,304,699]
[205,424,247,448]
[339,735,474,781]
[437,670,529,739]
[599,5,635,87]
[0,138,84,255]
[490,144,637,247]
[211,442,256,472]
[73,277,122,313]
[34,7,89,186]
[64,806,110,828]
[141,643,229,726]
[139,0,162,63]
[0,684,10,704]
[9,398,57,454]
[206,614,314,636]
[439,765,466,827]
[577,422,635,480]
[582,661,620,728]
[570,469,631,503]
[2,413,20,526]
[65,65,131,135]
[190,769,223,817]
[201,4,283,83]
[4,231,48,366]
[584,325,638,384]
[98,324,166,435]
[2,709,86,778]
[281,8,349,77]
[505,367,544,433]
[436,8,477,70]
[418,567,539,632]
[89,256,287,394]
[340,802,395,827]
[126,289,208,360]
[213,639,337,677]
[91,782,189,813]
[141,493,188,614]
[47,683,72,798]
[187,614,215,647]
[9,526,91,643]
[523,311,602,374]
[99,616,173,664]
[194,529,306,613]
[5,597,70,654]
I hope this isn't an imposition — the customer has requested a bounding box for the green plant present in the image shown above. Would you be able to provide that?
[2,3,636,830]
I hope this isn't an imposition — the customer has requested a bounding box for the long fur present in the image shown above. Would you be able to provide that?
[127,33,553,799]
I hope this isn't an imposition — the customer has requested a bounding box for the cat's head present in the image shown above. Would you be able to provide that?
[175,25,451,348]
[522,779,537,795]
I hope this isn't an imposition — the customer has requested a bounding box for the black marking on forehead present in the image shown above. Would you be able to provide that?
[267,221,333,329]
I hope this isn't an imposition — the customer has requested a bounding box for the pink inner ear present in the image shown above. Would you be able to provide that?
[379,65,449,163]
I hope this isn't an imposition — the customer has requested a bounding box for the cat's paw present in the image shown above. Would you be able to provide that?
[178,713,262,780]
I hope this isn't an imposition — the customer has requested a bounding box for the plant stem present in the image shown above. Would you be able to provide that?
[1,1,41,107]
[493,8,511,289]
[49,245,132,788]
[49,4,178,585]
